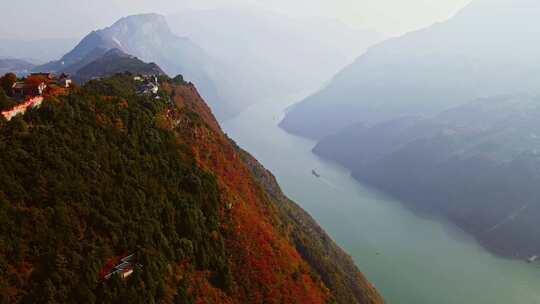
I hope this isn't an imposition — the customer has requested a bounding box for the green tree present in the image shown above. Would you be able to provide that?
[174,279,194,304]
[0,74,234,303]
[0,87,15,111]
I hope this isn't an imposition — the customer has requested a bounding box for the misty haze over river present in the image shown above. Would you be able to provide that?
[223,94,540,304]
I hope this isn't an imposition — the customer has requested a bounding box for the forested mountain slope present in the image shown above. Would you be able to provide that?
[0,74,383,303]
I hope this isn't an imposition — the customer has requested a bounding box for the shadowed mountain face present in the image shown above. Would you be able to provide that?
[313,94,540,258]
[36,14,228,119]
[280,0,540,139]
[73,48,165,82]
[168,6,385,118]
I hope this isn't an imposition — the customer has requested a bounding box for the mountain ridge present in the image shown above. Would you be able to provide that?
[0,58,35,75]
[73,48,165,83]
[280,0,540,139]
[35,14,225,119]
[167,6,385,120]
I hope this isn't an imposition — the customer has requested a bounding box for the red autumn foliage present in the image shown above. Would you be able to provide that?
[163,83,330,303]
[25,75,48,87]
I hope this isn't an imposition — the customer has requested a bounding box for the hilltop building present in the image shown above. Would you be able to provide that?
[29,72,54,80]
[2,72,73,121]
[135,75,160,95]
[12,81,47,97]
[100,254,138,280]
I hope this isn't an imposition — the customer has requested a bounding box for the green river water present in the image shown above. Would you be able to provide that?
[222,95,540,304]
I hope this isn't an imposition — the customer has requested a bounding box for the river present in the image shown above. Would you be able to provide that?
[222,94,540,304]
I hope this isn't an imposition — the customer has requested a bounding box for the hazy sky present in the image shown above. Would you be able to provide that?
[0,0,471,40]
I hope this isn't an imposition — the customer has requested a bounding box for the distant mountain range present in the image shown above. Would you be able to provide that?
[0,58,35,75]
[278,0,540,259]
[0,38,77,63]
[168,7,384,112]
[29,9,384,121]
[280,0,540,139]
[313,94,540,258]
[36,14,225,118]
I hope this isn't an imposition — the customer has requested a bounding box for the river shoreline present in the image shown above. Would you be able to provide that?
[327,157,536,262]
[223,96,540,304]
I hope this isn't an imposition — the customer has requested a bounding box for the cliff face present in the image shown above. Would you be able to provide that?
[0,74,383,303]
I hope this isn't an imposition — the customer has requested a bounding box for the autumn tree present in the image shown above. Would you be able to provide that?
[26,75,48,86]
[0,73,17,96]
